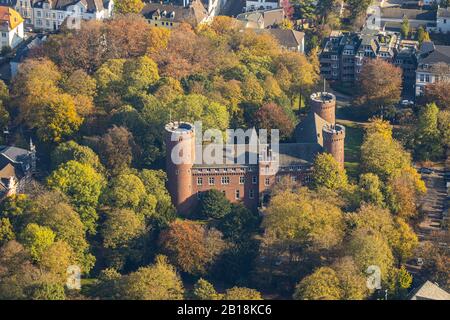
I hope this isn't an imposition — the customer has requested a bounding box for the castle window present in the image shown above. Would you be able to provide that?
[249,189,255,199]
[239,176,245,184]
[208,177,215,185]
[197,177,203,186]
[252,176,257,184]
[265,177,270,186]
[221,176,230,185]
[235,190,240,199]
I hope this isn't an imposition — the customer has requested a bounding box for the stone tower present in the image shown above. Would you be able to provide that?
[310,92,336,125]
[323,124,346,169]
[165,122,195,215]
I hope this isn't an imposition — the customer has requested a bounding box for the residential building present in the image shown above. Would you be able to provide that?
[4,0,113,31]
[0,6,24,50]
[165,92,346,215]
[320,29,405,83]
[141,0,208,29]
[257,28,304,52]
[0,141,36,199]
[409,281,450,300]
[437,6,450,33]
[244,0,279,12]
[415,41,450,95]
[380,7,437,32]
[236,7,284,29]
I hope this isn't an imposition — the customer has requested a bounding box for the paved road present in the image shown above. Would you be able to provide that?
[416,168,448,243]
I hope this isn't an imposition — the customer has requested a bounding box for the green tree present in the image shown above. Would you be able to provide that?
[51,140,103,172]
[47,160,105,234]
[0,218,15,245]
[192,278,220,300]
[31,191,95,273]
[358,173,384,207]
[98,126,136,175]
[312,153,348,190]
[101,208,145,249]
[20,223,56,262]
[104,173,155,214]
[117,255,184,300]
[401,17,410,38]
[114,0,144,14]
[347,229,394,278]
[414,103,443,160]
[30,283,66,300]
[293,267,342,300]
[200,189,232,220]
[222,287,263,300]
[263,189,345,253]
[417,26,430,44]
[123,56,160,96]
[218,203,260,242]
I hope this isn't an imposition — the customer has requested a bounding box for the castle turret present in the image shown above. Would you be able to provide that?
[322,124,346,169]
[310,92,336,125]
[165,121,195,215]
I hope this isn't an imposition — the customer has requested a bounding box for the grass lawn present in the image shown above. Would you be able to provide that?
[336,110,368,181]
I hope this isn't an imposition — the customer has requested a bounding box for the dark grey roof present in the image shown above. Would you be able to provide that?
[277,143,322,166]
[381,7,437,21]
[264,29,304,48]
[294,112,329,147]
[141,1,207,24]
[421,45,450,65]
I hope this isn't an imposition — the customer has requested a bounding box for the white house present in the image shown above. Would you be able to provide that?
[437,7,450,33]
[245,0,279,12]
[14,0,113,31]
[415,42,450,96]
[0,6,24,50]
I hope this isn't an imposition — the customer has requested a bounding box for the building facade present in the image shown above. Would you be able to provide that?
[415,42,450,96]
[0,141,36,198]
[165,92,346,215]
[437,7,450,33]
[0,6,24,50]
[141,0,208,29]
[12,0,113,31]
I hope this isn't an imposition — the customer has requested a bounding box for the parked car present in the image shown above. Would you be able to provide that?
[419,167,434,174]
[400,100,414,107]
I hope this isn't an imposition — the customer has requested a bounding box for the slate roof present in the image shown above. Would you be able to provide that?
[421,45,450,65]
[141,1,207,25]
[294,113,329,147]
[264,29,304,49]
[381,7,437,21]
[236,8,285,29]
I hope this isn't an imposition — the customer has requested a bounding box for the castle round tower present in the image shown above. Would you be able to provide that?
[322,124,346,169]
[165,121,196,215]
[310,92,337,125]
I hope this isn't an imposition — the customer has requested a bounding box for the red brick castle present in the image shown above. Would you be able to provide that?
[165,91,345,215]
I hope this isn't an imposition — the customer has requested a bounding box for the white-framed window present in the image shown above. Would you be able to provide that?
[208,177,215,185]
[265,177,270,186]
[291,176,297,183]
[239,176,245,184]
[221,176,230,185]
[425,74,430,83]
[197,177,203,186]
[235,190,240,200]
[252,176,257,184]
